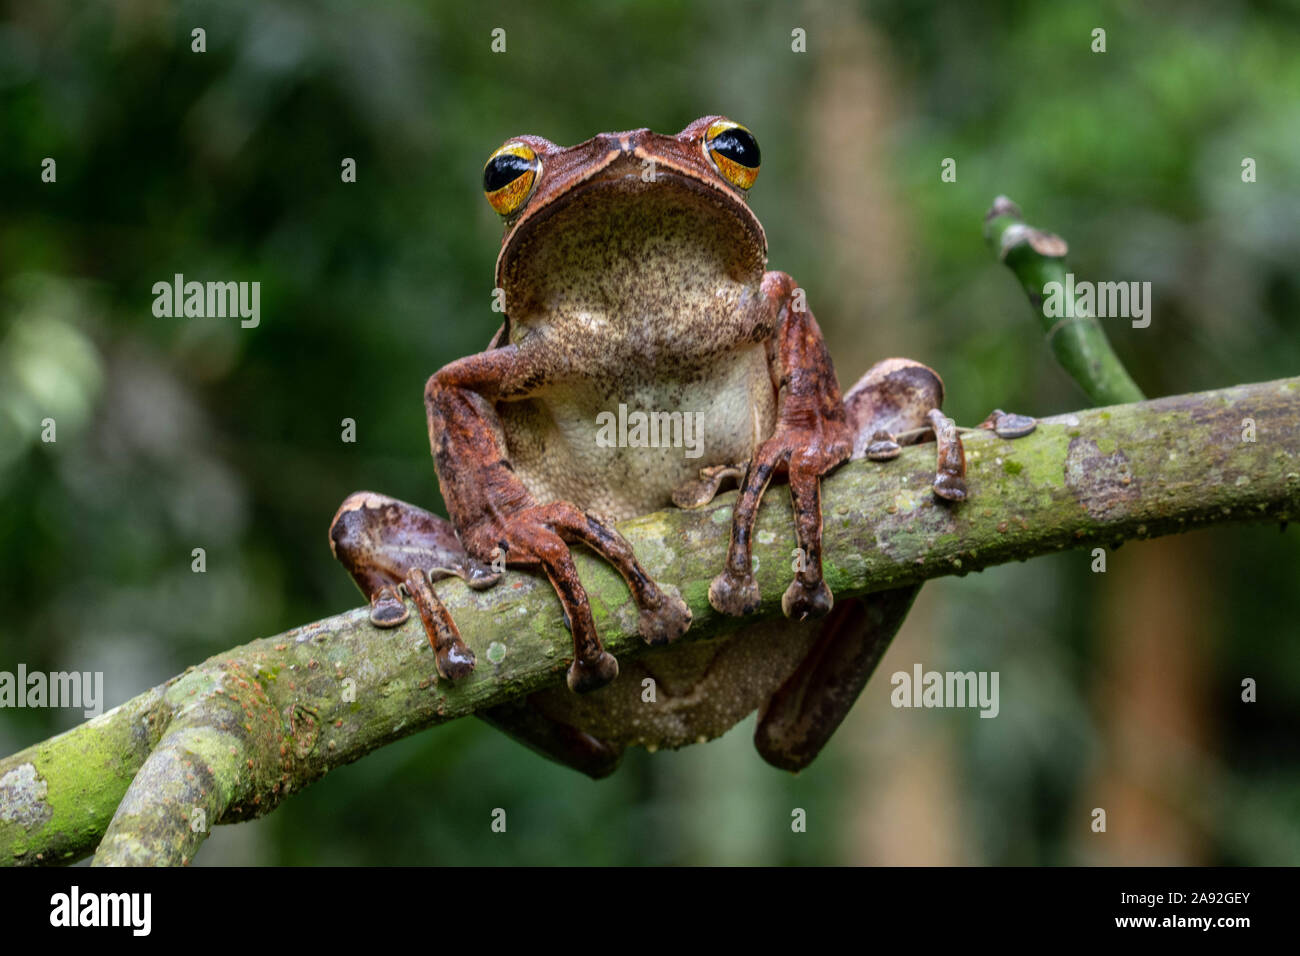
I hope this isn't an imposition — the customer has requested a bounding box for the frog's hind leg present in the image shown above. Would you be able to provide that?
[329,491,500,680]
[754,358,956,771]
[843,357,970,500]
[478,698,625,780]
[755,588,919,771]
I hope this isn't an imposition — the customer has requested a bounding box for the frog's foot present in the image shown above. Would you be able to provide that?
[476,500,691,694]
[925,408,1037,499]
[329,491,499,681]
[678,463,766,615]
[671,463,746,509]
[367,585,409,627]
[709,423,853,621]
[860,408,1037,502]
[843,359,971,502]
[779,452,841,621]
[862,429,902,461]
[926,408,967,502]
[708,567,763,617]
[977,408,1037,439]
[402,566,477,680]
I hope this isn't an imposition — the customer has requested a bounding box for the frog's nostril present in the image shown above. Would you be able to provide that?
[599,129,650,154]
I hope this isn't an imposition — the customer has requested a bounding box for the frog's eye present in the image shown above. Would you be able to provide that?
[483,142,541,216]
[703,120,760,190]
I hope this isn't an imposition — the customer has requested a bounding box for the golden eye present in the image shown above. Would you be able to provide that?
[483,142,540,216]
[703,120,760,190]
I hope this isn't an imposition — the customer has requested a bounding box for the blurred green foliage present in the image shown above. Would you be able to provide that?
[1,0,1297,864]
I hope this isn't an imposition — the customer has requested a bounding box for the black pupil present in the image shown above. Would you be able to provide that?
[484,152,533,192]
[709,128,760,169]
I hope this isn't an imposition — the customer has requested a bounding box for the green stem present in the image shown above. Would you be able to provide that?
[985,196,1146,405]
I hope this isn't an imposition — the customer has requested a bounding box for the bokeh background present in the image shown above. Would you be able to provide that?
[2,0,1298,864]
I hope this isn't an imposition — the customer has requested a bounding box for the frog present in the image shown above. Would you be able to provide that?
[328,116,1034,777]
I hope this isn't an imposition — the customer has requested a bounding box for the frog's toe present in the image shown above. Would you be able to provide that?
[709,570,761,616]
[459,559,503,590]
[864,430,902,461]
[670,464,746,509]
[781,578,833,621]
[369,587,409,627]
[926,409,968,503]
[932,472,968,501]
[437,641,477,681]
[638,592,692,646]
[979,408,1037,439]
[671,478,717,509]
[567,651,619,694]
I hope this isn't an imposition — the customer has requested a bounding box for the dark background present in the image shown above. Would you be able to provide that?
[1,0,1298,864]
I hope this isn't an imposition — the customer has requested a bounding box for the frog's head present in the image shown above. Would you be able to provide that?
[481,117,768,317]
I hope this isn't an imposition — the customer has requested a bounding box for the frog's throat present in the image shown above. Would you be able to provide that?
[495,170,767,296]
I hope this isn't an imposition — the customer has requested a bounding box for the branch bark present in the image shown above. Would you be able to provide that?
[2,377,1297,866]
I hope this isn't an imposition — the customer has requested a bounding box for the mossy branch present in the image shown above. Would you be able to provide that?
[2,376,1297,866]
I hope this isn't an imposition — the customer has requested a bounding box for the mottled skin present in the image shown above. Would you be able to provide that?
[330,117,1027,776]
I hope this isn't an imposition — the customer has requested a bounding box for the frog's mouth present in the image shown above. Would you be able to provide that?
[496,166,768,304]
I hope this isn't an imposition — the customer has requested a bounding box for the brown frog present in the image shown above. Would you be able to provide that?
[329,116,1032,776]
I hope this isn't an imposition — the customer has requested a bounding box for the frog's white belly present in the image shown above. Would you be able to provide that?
[499,343,776,521]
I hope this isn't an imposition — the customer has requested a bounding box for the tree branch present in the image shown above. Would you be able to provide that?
[2,377,1297,865]
[985,195,1147,405]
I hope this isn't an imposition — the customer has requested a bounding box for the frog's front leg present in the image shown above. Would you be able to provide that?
[701,272,852,620]
[427,347,692,693]
[704,272,971,622]
[329,492,499,680]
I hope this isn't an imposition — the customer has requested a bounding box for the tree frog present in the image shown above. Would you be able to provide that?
[329,117,1032,776]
